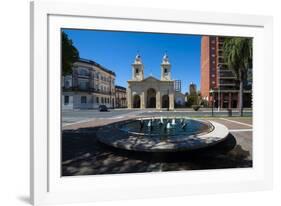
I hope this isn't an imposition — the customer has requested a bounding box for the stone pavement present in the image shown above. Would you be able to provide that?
[62,115,252,176]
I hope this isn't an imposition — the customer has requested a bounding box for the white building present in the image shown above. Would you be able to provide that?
[127,54,175,110]
[175,92,186,106]
[62,58,116,110]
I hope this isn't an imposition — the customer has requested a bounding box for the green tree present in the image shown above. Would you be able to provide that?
[186,93,199,107]
[62,31,79,75]
[223,37,252,116]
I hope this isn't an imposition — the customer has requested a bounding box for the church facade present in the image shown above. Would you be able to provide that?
[127,54,175,110]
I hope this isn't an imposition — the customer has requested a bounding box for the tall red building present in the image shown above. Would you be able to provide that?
[200,36,252,108]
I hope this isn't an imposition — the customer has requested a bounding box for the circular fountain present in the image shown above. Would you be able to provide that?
[96,117,229,152]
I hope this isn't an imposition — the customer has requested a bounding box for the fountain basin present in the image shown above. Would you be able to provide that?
[96,117,229,152]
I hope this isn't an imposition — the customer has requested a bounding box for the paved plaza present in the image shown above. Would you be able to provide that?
[62,109,252,176]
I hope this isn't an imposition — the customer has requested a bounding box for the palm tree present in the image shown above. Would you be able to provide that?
[223,37,252,116]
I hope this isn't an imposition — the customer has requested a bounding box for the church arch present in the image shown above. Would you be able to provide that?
[146,88,156,108]
[133,94,141,108]
[162,95,169,108]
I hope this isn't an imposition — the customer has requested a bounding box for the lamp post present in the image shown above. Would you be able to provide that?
[217,64,222,112]
[210,89,214,117]
[167,88,169,111]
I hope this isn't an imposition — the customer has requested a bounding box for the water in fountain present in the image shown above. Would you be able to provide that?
[166,122,172,129]
[171,118,176,126]
[180,118,184,125]
[181,120,187,129]
[140,118,144,129]
[158,116,164,126]
[147,120,152,127]
[120,117,213,137]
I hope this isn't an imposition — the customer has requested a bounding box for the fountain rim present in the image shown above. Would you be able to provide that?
[96,118,230,152]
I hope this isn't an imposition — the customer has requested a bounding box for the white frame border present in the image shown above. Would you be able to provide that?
[30,1,273,205]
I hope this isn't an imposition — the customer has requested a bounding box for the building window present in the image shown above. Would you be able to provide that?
[164,68,167,73]
[81,96,87,104]
[64,96,69,105]
[96,97,99,103]
[78,80,89,90]
[136,68,139,74]
[64,80,70,88]
[101,97,104,104]
[78,68,89,76]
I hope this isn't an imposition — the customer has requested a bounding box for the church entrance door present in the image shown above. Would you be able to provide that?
[133,95,141,108]
[162,95,169,108]
[146,88,156,108]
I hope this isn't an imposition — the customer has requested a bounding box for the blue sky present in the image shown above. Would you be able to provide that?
[63,29,202,93]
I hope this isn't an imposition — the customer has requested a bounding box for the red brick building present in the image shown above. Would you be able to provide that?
[200,36,252,109]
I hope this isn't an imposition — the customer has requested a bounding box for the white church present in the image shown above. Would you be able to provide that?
[127,53,176,110]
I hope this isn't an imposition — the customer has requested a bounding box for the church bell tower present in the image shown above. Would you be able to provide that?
[161,53,171,80]
[132,53,144,81]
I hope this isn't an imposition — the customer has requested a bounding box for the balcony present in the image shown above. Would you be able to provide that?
[218,85,239,90]
[62,86,113,95]
[62,86,74,92]
[219,76,236,80]
[219,70,236,76]
[91,88,112,95]
[218,83,236,86]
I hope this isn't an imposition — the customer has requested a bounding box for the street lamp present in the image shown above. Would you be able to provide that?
[217,64,222,112]
[167,88,169,111]
[210,89,214,117]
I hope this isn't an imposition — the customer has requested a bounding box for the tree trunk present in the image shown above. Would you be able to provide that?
[239,80,244,116]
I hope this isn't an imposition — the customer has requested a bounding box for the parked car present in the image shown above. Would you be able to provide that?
[99,105,108,112]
